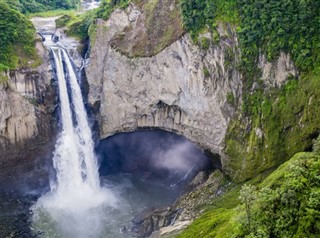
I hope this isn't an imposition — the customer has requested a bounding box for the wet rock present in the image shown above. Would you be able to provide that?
[0,193,38,238]
[128,170,227,237]
[130,207,176,238]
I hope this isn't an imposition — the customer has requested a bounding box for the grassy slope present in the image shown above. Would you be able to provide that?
[176,151,320,237]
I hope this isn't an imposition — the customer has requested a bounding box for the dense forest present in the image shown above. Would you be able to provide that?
[0,3,37,71]
[181,0,320,74]
[2,0,80,13]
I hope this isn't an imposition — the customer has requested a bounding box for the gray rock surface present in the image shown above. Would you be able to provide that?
[129,170,226,238]
[0,39,55,192]
[86,3,297,174]
[259,52,297,87]
[86,7,242,160]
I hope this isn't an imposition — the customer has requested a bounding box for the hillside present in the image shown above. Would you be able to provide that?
[0,3,38,71]
[4,0,80,13]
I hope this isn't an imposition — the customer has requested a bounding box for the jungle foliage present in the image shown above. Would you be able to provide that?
[1,0,80,14]
[180,0,320,75]
[180,0,238,39]
[0,3,37,70]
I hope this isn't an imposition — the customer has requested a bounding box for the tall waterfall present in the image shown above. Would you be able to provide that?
[32,47,117,238]
[52,48,99,191]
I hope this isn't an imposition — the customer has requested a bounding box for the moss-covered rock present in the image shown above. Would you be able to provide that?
[224,68,320,181]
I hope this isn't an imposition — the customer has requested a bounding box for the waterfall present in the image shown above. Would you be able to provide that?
[32,47,117,238]
[50,47,100,192]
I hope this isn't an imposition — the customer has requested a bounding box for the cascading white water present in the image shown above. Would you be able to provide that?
[32,47,118,238]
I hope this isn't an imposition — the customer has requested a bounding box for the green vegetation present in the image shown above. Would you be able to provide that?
[0,72,8,83]
[2,0,80,14]
[176,150,320,237]
[0,0,82,71]
[239,0,320,79]
[177,1,320,236]
[181,0,320,73]
[241,152,320,237]
[225,68,320,181]
[226,92,235,105]
[27,9,75,17]
[0,3,38,70]
[203,67,210,78]
[180,0,320,181]
[180,0,239,40]
[56,0,130,42]
[63,10,97,42]
[95,0,130,20]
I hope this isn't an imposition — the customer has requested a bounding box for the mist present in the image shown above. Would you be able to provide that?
[97,130,211,188]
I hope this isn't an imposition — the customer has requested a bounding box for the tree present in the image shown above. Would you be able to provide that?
[239,184,257,231]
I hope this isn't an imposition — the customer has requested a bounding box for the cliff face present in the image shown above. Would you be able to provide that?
[87,4,242,156]
[0,40,55,192]
[86,1,297,179]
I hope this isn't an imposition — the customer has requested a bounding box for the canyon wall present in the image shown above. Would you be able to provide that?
[86,1,297,179]
[0,40,55,192]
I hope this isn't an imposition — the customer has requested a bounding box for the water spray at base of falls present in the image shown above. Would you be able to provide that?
[32,47,118,238]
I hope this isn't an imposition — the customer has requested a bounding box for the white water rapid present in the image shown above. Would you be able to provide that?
[32,48,118,238]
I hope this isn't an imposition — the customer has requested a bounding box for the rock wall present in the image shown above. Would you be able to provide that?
[87,6,242,157]
[0,40,55,192]
[86,2,297,179]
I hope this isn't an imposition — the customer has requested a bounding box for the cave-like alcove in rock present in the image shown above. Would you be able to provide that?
[93,129,215,237]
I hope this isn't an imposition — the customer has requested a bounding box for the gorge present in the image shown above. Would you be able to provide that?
[0,0,320,237]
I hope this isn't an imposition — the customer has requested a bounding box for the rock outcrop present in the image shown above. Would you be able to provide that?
[129,170,226,238]
[86,3,242,158]
[86,1,297,179]
[0,39,55,192]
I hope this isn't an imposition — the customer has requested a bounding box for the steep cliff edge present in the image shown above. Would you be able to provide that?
[0,38,55,192]
[87,2,241,157]
[86,0,298,180]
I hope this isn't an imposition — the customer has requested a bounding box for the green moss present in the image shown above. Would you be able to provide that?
[198,37,210,50]
[203,67,210,78]
[88,23,97,47]
[0,72,8,83]
[226,92,235,105]
[225,68,320,181]
[109,0,184,57]
[259,152,310,189]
